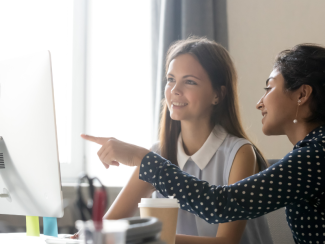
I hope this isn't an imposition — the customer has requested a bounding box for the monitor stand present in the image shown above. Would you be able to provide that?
[1,178,59,237]
[26,216,58,237]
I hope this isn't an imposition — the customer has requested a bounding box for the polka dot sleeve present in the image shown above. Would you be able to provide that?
[139,137,325,225]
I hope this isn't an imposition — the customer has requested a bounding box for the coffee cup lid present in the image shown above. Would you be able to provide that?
[138,198,180,208]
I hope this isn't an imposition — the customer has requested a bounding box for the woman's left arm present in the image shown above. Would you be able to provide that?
[81,135,325,223]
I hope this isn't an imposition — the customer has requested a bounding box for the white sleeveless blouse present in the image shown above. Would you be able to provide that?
[151,125,273,244]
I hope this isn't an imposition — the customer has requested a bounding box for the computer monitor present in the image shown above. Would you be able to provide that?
[0,51,64,222]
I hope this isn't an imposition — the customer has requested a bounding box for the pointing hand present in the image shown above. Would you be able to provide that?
[80,134,150,169]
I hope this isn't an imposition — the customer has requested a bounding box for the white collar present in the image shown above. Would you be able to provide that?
[177,125,228,170]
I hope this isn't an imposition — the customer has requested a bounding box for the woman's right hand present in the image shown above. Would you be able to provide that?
[80,134,150,168]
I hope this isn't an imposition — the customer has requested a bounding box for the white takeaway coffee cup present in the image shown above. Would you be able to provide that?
[138,198,180,244]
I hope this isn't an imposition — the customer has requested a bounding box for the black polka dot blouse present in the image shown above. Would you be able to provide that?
[139,125,325,244]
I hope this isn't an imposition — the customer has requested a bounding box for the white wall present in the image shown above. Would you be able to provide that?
[227,0,325,159]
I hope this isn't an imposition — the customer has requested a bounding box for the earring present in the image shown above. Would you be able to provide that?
[293,99,301,123]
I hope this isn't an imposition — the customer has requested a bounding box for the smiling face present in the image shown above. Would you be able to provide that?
[256,69,298,135]
[165,54,218,123]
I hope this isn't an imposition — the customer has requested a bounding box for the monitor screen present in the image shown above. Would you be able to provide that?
[0,51,63,218]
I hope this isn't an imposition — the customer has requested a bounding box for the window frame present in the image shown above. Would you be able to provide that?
[60,0,88,183]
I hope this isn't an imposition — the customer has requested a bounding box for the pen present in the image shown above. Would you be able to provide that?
[92,189,107,230]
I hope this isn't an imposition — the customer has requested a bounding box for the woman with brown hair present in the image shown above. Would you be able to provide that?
[82,37,273,244]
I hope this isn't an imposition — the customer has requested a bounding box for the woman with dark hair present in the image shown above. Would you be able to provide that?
[81,37,273,244]
[82,43,325,243]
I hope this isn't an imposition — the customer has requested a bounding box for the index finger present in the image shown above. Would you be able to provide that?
[80,134,109,145]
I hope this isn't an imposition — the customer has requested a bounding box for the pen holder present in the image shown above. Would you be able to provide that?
[76,219,129,244]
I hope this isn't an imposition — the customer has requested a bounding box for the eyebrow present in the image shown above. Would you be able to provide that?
[167,74,201,80]
[266,77,275,86]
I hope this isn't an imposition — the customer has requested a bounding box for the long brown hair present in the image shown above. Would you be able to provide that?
[159,37,267,167]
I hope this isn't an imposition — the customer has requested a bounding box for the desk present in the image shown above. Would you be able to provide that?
[0,233,82,244]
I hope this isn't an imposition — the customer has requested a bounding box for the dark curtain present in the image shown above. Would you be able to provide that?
[151,0,228,140]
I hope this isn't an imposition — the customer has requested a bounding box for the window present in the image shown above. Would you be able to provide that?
[85,0,152,186]
[0,0,152,186]
[0,1,74,167]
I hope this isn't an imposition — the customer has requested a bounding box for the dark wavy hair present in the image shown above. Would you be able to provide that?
[274,44,325,124]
